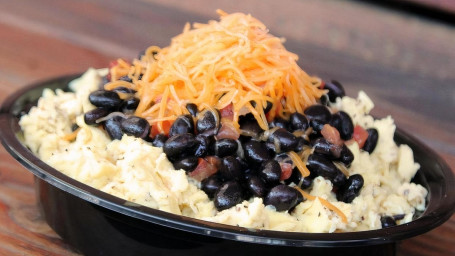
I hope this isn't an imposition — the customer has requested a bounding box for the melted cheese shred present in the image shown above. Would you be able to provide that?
[107,10,324,133]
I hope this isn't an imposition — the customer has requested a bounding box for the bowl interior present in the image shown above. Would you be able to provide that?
[0,75,454,248]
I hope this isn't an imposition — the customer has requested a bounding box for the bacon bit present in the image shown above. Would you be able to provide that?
[352,125,369,148]
[279,162,293,181]
[321,124,343,146]
[188,158,218,181]
[216,120,240,140]
[61,127,81,141]
[319,81,326,89]
[220,103,234,120]
[294,186,348,224]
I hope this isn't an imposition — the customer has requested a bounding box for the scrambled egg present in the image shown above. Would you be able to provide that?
[19,69,427,232]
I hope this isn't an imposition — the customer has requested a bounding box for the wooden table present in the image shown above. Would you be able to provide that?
[0,0,454,255]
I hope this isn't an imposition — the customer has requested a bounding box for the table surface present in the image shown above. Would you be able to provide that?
[0,0,454,255]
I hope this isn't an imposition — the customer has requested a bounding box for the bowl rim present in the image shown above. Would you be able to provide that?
[1,74,454,247]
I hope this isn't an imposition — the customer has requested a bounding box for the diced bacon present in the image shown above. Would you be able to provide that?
[321,124,343,146]
[353,125,369,148]
[279,162,293,181]
[216,120,240,140]
[188,158,218,181]
[220,103,234,120]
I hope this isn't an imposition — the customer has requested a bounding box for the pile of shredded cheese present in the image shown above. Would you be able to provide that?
[106,10,324,133]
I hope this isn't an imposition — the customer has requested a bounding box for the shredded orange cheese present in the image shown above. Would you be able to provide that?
[294,187,348,224]
[106,10,324,134]
[288,151,311,178]
[61,128,81,142]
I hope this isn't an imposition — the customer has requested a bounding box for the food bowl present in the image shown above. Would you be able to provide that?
[1,75,454,256]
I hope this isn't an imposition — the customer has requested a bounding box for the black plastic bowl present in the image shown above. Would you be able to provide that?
[1,75,454,256]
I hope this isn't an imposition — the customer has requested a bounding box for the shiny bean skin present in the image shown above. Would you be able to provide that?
[152,134,168,147]
[239,115,264,136]
[169,114,195,137]
[304,105,332,132]
[186,103,199,117]
[246,175,268,197]
[163,133,199,160]
[323,80,345,102]
[194,135,214,157]
[243,140,271,166]
[259,160,281,185]
[380,216,397,228]
[196,110,220,136]
[121,97,140,113]
[336,174,364,203]
[120,116,150,139]
[201,176,222,199]
[173,156,199,172]
[104,116,124,140]
[214,181,243,211]
[214,139,238,157]
[306,154,347,187]
[363,128,379,153]
[286,168,313,189]
[219,156,242,181]
[330,111,354,140]
[339,145,354,166]
[290,112,309,131]
[84,108,110,125]
[268,128,298,152]
[269,117,289,131]
[89,90,123,109]
[264,184,300,211]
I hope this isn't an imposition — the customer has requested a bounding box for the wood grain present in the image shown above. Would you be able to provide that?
[0,0,453,255]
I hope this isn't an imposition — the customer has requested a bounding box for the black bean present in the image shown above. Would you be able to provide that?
[201,176,222,199]
[214,181,243,211]
[163,133,199,160]
[84,108,110,125]
[313,138,342,158]
[243,140,271,166]
[259,160,282,186]
[250,100,273,114]
[99,76,110,89]
[169,114,195,137]
[286,168,313,189]
[330,111,354,140]
[214,138,238,157]
[173,156,199,172]
[121,97,140,113]
[239,115,264,136]
[236,157,249,172]
[196,135,215,157]
[219,156,242,181]
[120,116,150,139]
[336,174,364,203]
[186,103,199,117]
[264,184,300,211]
[319,94,330,106]
[290,112,309,131]
[295,137,309,152]
[380,216,397,228]
[393,214,406,221]
[71,123,80,132]
[323,80,345,102]
[246,175,268,198]
[339,144,354,166]
[105,116,125,140]
[118,75,133,83]
[304,105,332,132]
[89,90,123,109]
[268,128,298,152]
[112,87,137,94]
[306,154,347,187]
[196,109,220,136]
[269,117,289,131]
[152,134,168,147]
[363,128,379,153]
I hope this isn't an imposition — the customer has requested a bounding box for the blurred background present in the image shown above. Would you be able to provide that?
[0,0,453,255]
